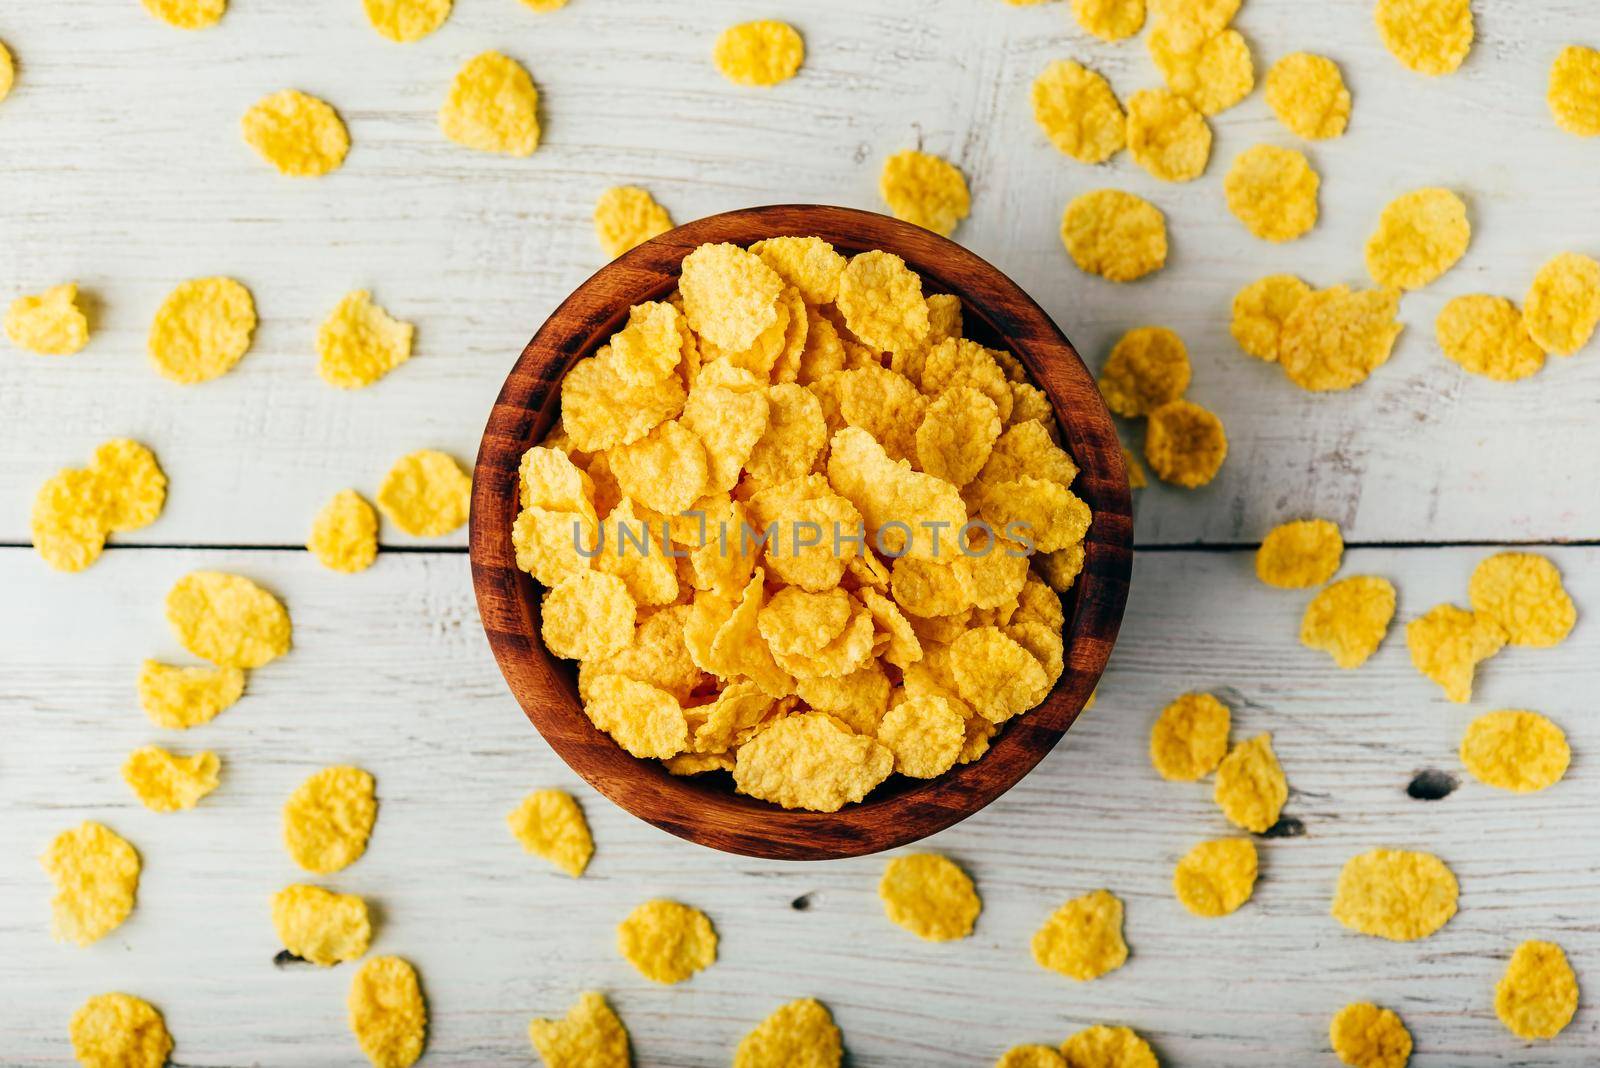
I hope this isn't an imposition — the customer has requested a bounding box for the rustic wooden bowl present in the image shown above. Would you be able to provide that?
[470,205,1133,861]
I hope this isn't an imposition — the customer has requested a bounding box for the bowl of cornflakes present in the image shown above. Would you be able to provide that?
[470,205,1132,860]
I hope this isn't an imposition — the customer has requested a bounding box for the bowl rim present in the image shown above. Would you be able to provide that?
[469,204,1133,860]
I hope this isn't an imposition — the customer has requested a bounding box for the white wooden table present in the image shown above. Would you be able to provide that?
[1,1,1596,1064]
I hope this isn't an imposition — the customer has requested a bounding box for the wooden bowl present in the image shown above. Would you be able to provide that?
[470,205,1133,860]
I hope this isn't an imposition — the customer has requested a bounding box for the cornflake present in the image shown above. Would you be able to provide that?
[1301,576,1397,669]
[1071,0,1146,41]
[543,573,636,663]
[1436,295,1545,382]
[585,675,689,759]
[1060,1025,1158,1068]
[348,956,427,1068]
[507,789,594,876]
[1031,61,1127,164]
[734,998,842,1068]
[530,992,631,1068]
[1126,89,1212,182]
[1468,552,1576,647]
[1460,709,1570,793]
[1279,286,1403,392]
[5,283,89,355]
[952,626,1051,722]
[733,713,893,811]
[272,884,371,965]
[309,489,380,573]
[242,90,350,177]
[997,1045,1067,1068]
[1174,838,1257,917]
[1148,24,1254,117]
[1224,145,1319,242]
[139,659,246,728]
[880,150,971,237]
[1331,848,1458,941]
[376,449,471,536]
[836,251,930,353]
[122,746,220,812]
[916,386,999,486]
[681,242,783,351]
[713,20,805,87]
[1149,691,1230,781]
[1364,188,1470,290]
[1231,274,1311,362]
[1144,400,1227,488]
[1031,889,1128,982]
[1061,190,1168,282]
[878,853,980,941]
[594,186,673,259]
[1256,518,1342,588]
[148,276,257,384]
[69,993,172,1068]
[1495,940,1579,1040]
[1549,45,1600,137]
[317,290,413,389]
[751,237,847,305]
[141,0,225,30]
[1098,326,1190,417]
[43,821,140,945]
[616,898,717,984]
[283,765,377,874]
[877,695,966,778]
[0,40,11,102]
[1405,603,1506,703]
[1213,733,1287,833]
[1375,0,1473,77]
[1329,1003,1412,1068]
[363,0,450,43]
[440,52,540,156]
[1523,252,1600,356]
[1266,53,1351,140]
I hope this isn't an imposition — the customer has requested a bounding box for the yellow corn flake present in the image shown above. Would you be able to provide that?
[615,898,718,984]
[1031,889,1128,982]
[317,290,413,389]
[1256,518,1342,588]
[440,52,540,156]
[1469,551,1576,648]
[1460,709,1570,793]
[1213,733,1287,833]
[610,422,708,516]
[977,476,1090,555]
[1331,848,1458,941]
[141,0,225,30]
[1034,550,1083,598]
[735,999,842,1068]
[1231,274,1311,362]
[1300,575,1396,669]
[272,883,371,965]
[1496,940,1579,1040]
[585,605,704,704]
[0,41,12,102]
[138,659,246,729]
[664,750,736,776]
[891,556,971,619]
[1148,25,1254,116]
[521,445,595,513]
[309,489,380,573]
[543,572,636,661]
[1375,0,1473,77]
[751,236,847,305]
[877,695,966,778]
[519,0,568,9]
[1364,188,1471,290]
[1549,45,1600,136]
[348,956,427,1068]
[713,20,804,87]
[69,993,172,1068]
[997,1044,1067,1068]
[1143,399,1226,488]
[561,351,687,453]
[680,242,783,351]
[879,150,971,237]
[609,302,685,388]
[593,186,673,259]
[1329,1002,1412,1068]
[1060,1025,1158,1068]
[5,282,89,355]
[122,746,220,812]
[516,508,596,587]
[879,853,980,941]
[1061,190,1168,283]
[530,992,631,1068]
[1523,252,1600,356]
[771,606,875,681]
[166,570,291,668]
[1173,838,1257,917]
[1405,603,1507,703]
[836,250,930,353]
[1126,88,1211,183]
[1098,326,1190,417]
[827,428,965,560]
[953,625,1053,724]
[1279,286,1404,392]
[1435,294,1546,382]
[363,0,450,42]
[978,419,1079,491]
[507,789,594,876]
[42,822,140,946]
[92,439,165,532]
[1151,0,1240,34]
[585,674,689,758]
[733,712,893,812]
[283,765,377,874]
[744,382,827,487]
[376,449,471,537]
[758,587,852,658]
[916,386,1000,487]
[148,276,257,384]
[1224,144,1320,242]
[31,469,108,573]
[1031,61,1126,164]
[1148,691,1230,781]
[1071,0,1146,40]
[1266,52,1351,140]
[241,89,349,178]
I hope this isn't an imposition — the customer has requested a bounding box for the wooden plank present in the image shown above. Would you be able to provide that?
[0,544,1593,1064]
[2,0,1599,548]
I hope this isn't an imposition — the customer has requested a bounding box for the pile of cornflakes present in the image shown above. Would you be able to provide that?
[514,237,1092,811]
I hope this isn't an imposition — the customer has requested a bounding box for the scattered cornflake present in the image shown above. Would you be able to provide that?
[530,992,631,1068]
[147,276,257,384]
[1151,0,1240,35]
[440,52,540,156]
[69,993,172,1068]
[733,998,842,1068]
[507,789,594,876]
[1469,552,1577,647]
[616,899,717,984]
[1060,190,1168,282]
[1278,286,1403,392]
[1213,733,1287,833]
[1405,603,1506,703]
[734,712,893,811]
[363,0,450,43]
[309,489,380,573]
[1300,576,1397,669]
[31,470,107,573]
[283,765,378,874]
[1329,1002,1412,1068]
[1125,88,1212,182]
[1460,709,1570,793]
[0,40,12,101]
[1256,518,1342,588]
[1143,399,1227,488]
[879,150,971,237]
[1060,1024,1158,1068]
[242,90,350,178]
[1548,45,1600,137]
[317,290,413,388]
[594,186,673,259]
[94,440,166,532]
[519,0,568,9]
[41,821,140,946]
[141,0,225,30]
[1523,252,1600,356]
[1266,52,1351,140]
[1174,838,1257,917]
[1031,889,1128,982]
[122,746,220,812]
[272,884,371,966]
[1098,327,1190,417]
[348,956,427,1068]
[376,449,471,536]
[1149,691,1231,781]
[1224,144,1319,242]
[1495,940,1579,1040]
[5,283,89,355]
[1364,188,1470,290]
[1231,274,1311,362]
[138,660,245,729]
[1331,848,1458,941]
[1375,0,1473,76]
[1148,24,1254,116]
[713,20,805,87]
[997,1044,1067,1068]
[1071,0,1146,40]
[1435,295,1546,382]
[879,853,980,942]
[167,571,291,668]
[1031,61,1127,164]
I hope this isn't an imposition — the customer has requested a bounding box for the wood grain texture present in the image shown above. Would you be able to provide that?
[470,204,1132,859]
